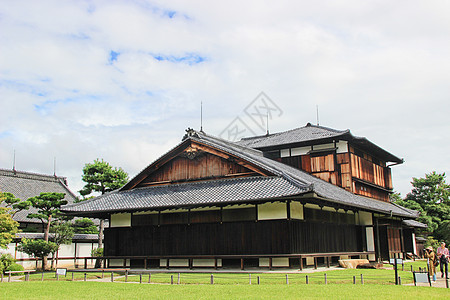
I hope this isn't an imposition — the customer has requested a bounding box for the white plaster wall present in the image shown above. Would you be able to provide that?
[160,259,189,267]
[291,146,310,156]
[258,202,287,220]
[259,257,289,267]
[412,233,417,255]
[312,143,335,150]
[192,259,222,267]
[111,213,131,227]
[280,149,290,157]
[336,140,348,154]
[306,257,315,265]
[290,201,304,220]
[109,259,129,267]
[304,203,321,210]
[358,211,373,225]
[4,242,99,270]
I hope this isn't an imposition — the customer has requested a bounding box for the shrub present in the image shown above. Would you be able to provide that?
[5,263,24,276]
[0,253,15,273]
[91,247,103,257]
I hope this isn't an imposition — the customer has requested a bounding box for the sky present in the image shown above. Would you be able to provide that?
[1,0,449,198]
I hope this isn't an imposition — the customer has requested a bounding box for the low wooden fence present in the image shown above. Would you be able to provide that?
[15,251,375,270]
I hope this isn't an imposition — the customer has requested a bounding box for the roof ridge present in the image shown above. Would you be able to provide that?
[0,168,67,183]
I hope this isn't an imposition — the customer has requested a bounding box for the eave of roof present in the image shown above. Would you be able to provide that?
[62,129,417,219]
[237,123,403,164]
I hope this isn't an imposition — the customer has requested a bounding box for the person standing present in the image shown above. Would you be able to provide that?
[436,242,449,278]
[424,246,437,282]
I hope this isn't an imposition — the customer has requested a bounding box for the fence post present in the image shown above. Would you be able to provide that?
[210,274,214,285]
[1,272,3,282]
[111,272,114,282]
[410,265,413,272]
[353,276,356,284]
[84,273,87,281]
[56,273,59,281]
[257,276,260,285]
[72,272,74,281]
[140,274,142,284]
[8,273,11,282]
[360,274,364,284]
[398,277,402,285]
[178,273,180,284]
[125,270,128,282]
[170,275,173,285]
[148,273,151,284]
[41,271,44,281]
[306,275,309,284]
[249,274,251,285]
[324,274,327,285]
[286,274,289,285]
[102,270,104,279]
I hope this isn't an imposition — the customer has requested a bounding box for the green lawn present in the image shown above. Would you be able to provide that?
[0,281,448,299]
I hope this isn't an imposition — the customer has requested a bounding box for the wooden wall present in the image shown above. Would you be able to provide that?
[137,153,250,187]
[278,145,393,202]
[104,220,363,256]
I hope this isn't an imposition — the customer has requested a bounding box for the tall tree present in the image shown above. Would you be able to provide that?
[394,172,450,241]
[26,192,67,269]
[0,207,19,249]
[49,221,74,269]
[79,159,128,254]
[0,192,30,217]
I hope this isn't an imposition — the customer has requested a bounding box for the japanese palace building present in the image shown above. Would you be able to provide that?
[62,124,422,269]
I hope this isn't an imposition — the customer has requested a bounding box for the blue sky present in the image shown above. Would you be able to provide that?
[1,0,450,196]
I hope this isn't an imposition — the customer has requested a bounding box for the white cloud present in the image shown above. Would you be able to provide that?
[1,0,449,197]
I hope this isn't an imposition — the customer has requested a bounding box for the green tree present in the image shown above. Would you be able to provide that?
[79,159,128,253]
[18,239,58,270]
[72,218,98,234]
[26,192,67,269]
[394,172,450,242]
[0,192,30,217]
[49,221,74,269]
[0,207,19,249]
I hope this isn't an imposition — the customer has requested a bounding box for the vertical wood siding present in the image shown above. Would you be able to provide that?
[104,220,363,256]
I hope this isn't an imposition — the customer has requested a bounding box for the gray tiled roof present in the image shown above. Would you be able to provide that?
[237,123,348,148]
[236,123,403,163]
[62,130,417,219]
[62,176,307,214]
[402,219,427,228]
[15,232,100,242]
[0,169,79,223]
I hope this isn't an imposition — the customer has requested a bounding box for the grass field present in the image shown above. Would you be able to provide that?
[1,281,448,299]
[2,260,445,299]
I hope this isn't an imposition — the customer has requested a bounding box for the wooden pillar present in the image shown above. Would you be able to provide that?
[400,227,405,259]
[74,242,78,268]
[144,258,147,269]
[326,257,330,268]
[287,200,291,220]
[214,258,217,270]
[166,258,170,269]
[123,259,126,267]
[269,257,273,270]
[240,258,244,270]
[299,256,303,271]
[189,258,193,269]
[314,257,317,269]
[84,258,88,269]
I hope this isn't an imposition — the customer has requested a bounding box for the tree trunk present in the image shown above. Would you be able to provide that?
[43,215,52,270]
[95,219,104,268]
